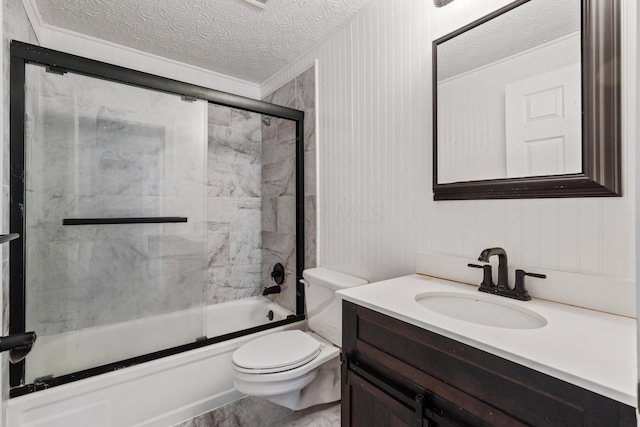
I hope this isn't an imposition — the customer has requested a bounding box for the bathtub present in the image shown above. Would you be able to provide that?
[7,296,303,427]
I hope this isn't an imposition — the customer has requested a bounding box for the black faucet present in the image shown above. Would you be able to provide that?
[478,247,509,290]
[263,263,285,296]
[469,247,546,301]
[263,285,281,295]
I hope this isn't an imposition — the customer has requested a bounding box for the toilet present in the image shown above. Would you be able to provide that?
[232,267,368,410]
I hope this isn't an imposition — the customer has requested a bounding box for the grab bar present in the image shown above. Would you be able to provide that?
[62,217,188,226]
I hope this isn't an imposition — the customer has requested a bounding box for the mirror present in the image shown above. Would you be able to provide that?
[433,0,621,200]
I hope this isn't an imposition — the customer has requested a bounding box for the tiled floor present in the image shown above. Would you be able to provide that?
[274,402,340,427]
[175,397,340,427]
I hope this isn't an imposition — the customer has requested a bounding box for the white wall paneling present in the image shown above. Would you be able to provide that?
[288,0,433,281]
[265,0,636,297]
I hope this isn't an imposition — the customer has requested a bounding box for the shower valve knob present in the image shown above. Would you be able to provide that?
[271,263,285,285]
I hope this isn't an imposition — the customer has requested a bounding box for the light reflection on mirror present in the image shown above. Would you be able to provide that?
[436,0,581,184]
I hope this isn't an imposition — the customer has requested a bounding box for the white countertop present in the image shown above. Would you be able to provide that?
[338,274,637,407]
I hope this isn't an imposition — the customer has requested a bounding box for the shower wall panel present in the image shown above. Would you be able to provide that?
[261,67,316,312]
[206,104,263,304]
[23,64,207,380]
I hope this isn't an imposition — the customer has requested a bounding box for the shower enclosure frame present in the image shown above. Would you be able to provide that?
[8,41,307,396]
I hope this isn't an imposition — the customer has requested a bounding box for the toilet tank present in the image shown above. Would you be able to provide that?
[303,267,367,347]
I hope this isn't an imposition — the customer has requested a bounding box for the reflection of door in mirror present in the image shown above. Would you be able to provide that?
[435,0,581,185]
[505,63,581,178]
[433,0,621,200]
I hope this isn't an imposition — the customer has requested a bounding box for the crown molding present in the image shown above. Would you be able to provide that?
[20,0,43,43]
[18,0,260,98]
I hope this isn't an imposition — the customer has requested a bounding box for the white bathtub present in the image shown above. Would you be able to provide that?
[7,297,303,427]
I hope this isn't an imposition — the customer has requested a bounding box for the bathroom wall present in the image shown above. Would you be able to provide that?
[206,104,263,304]
[261,66,316,313]
[262,0,637,292]
[261,0,432,282]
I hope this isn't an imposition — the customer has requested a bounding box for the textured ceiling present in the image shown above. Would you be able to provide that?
[438,0,580,80]
[32,0,374,83]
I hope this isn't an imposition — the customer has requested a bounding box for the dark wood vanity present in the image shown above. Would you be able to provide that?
[341,301,636,426]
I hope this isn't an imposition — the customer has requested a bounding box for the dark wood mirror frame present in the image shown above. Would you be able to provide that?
[432,0,621,201]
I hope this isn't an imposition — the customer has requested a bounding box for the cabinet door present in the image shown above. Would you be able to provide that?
[343,369,417,427]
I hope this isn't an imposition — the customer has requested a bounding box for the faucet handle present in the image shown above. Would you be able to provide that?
[513,269,546,301]
[468,263,494,290]
[522,271,546,279]
[515,269,547,283]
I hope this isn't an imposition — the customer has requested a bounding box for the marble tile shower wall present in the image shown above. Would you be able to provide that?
[24,66,208,335]
[206,104,263,303]
[261,67,316,313]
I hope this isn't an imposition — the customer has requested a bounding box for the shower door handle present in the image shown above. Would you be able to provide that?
[0,331,36,364]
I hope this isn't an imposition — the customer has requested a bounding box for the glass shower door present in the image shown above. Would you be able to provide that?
[22,64,208,383]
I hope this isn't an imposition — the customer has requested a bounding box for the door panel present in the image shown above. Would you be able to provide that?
[505,63,581,177]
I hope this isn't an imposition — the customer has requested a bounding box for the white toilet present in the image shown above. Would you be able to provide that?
[232,267,367,410]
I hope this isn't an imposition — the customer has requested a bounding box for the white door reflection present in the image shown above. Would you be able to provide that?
[505,63,581,178]
[435,0,581,184]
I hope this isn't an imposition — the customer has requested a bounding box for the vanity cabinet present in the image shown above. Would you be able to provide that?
[341,301,636,426]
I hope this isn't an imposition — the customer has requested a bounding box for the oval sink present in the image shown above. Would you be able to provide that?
[415,292,547,329]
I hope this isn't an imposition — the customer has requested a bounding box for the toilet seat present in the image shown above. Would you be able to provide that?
[232,330,323,374]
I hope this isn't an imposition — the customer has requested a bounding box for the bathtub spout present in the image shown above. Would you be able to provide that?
[263,285,281,296]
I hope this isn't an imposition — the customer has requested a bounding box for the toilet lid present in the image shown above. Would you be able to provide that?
[232,330,323,371]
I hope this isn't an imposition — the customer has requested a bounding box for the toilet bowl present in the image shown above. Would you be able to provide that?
[231,267,367,410]
[232,330,340,409]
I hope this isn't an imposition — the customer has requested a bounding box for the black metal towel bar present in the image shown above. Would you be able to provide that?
[62,217,188,226]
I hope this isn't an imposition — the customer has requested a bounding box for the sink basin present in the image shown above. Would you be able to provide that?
[415,292,547,329]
